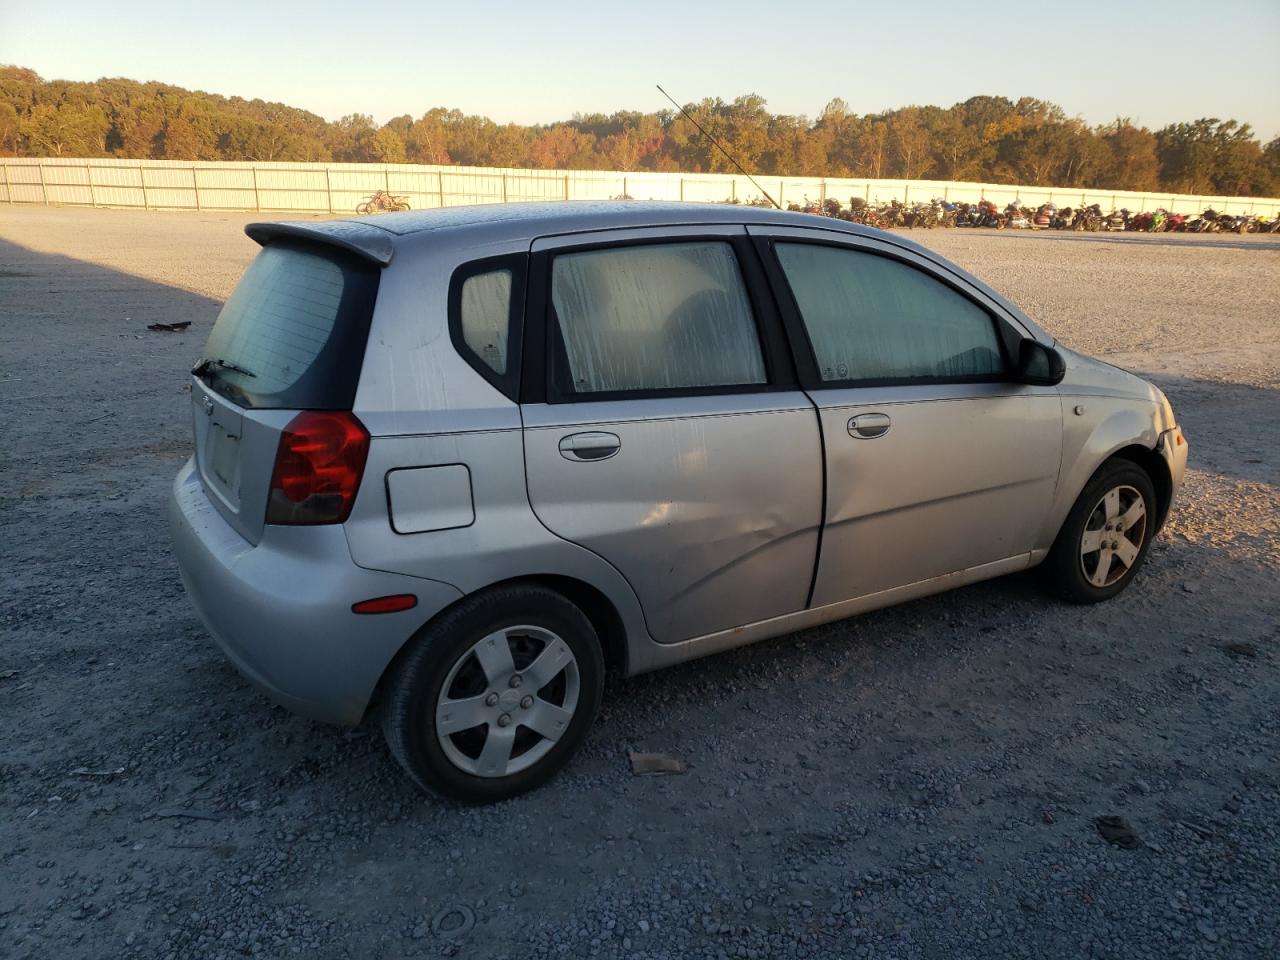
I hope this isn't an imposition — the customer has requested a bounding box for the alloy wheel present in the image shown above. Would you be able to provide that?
[1079,484,1147,588]
[434,626,580,778]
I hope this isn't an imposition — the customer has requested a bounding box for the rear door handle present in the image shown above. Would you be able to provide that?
[848,413,891,439]
[558,431,621,462]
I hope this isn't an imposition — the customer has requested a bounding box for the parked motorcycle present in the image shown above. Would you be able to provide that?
[356,190,410,214]
[1003,201,1030,229]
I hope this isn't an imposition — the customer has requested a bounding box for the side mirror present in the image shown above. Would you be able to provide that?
[1015,340,1066,386]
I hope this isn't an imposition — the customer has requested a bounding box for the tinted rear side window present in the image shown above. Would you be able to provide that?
[198,240,379,409]
[460,269,513,375]
[549,241,766,396]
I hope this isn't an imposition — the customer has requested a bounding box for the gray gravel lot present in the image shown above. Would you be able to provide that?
[1,207,1278,960]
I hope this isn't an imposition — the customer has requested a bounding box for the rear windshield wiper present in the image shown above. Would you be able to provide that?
[192,357,257,379]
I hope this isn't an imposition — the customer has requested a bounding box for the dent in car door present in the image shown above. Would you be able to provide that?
[520,227,823,644]
[524,395,822,642]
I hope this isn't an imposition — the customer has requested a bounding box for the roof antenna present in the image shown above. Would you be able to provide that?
[656,84,780,209]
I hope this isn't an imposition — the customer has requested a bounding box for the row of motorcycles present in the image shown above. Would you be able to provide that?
[787,197,1279,233]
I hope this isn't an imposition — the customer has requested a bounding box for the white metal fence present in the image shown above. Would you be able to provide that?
[3,157,1278,218]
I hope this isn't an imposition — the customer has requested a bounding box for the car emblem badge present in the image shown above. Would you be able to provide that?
[202,396,214,416]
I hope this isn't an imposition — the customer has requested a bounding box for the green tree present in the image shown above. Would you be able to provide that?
[1263,138,1280,195]
[1099,120,1160,191]
[928,108,983,181]
[1156,119,1260,194]
[22,102,109,155]
[330,114,378,161]
[370,125,407,163]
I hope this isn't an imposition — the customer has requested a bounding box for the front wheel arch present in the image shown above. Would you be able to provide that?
[1109,444,1173,532]
[1042,456,1159,602]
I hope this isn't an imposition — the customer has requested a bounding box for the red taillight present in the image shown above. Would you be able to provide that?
[352,594,418,615]
[266,411,369,525]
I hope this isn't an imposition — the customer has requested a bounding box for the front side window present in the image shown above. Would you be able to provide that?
[549,241,767,395]
[774,243,1005,383]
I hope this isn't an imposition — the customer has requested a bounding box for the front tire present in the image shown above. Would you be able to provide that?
[1043,460,1157,604]
[381,585,604,802]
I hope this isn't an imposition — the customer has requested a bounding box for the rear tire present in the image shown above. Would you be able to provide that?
[381,585,604,803]
[1042,459,1157,604]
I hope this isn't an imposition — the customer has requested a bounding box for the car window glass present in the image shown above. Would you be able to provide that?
[200,240,378,409]
[460,268,512,375]
[550,241,766,394]
[775,243,1004,382]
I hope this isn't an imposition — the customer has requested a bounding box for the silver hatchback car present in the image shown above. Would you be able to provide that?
[170,202,1187,801]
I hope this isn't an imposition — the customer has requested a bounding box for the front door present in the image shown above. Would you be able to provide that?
[521,227,823,643]
[751,226,1063,606]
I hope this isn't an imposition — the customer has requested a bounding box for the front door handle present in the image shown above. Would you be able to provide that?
[558,431,621,462]
[848,413,891,439]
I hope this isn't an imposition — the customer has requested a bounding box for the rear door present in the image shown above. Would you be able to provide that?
[190,239,380,544]
[520,226,823,644]
[749,226,1062,606]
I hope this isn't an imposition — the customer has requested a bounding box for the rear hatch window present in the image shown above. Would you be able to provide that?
[195,239,380,410]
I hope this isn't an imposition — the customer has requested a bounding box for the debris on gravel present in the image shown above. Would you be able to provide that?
[628,751,689,775]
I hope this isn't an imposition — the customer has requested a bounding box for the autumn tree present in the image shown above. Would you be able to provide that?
[888,108,929,179]
[855,119,890,179]
[157,116,201,159]
[530,125,595,169]
[405,110,451,164]
[1,65,1276,197]
[0,101,19,154]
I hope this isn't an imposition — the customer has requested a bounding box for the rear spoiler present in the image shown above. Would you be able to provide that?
[245,220,394,266]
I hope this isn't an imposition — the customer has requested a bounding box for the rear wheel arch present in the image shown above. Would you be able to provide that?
[517,575,628,676]
[377,581,604,800]
[366,574,627,722]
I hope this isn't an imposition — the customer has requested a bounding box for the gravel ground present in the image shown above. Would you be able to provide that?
[2,207,1278,960]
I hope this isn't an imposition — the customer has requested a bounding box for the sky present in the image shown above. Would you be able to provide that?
[3,0,1279,140]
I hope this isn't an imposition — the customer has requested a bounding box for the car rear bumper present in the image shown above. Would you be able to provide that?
[169,458,462,725]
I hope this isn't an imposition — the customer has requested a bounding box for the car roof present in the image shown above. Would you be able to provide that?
[360,201,871,238]
[247,201,915,265]
[243,202,1051,344]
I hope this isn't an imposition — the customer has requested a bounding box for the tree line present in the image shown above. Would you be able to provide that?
[3,65,1278,197]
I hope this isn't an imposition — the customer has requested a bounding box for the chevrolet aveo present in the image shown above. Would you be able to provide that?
[170,202,1187,802]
